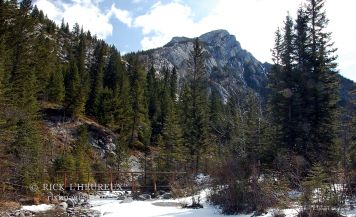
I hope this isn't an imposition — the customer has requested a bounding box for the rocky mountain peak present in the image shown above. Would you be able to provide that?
[164,36,191,47]
[138,29,269,99]
[198,29,239,47]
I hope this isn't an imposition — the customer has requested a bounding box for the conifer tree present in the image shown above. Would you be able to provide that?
[0,35,13,184]
[180,38,209,173]
[73,31,90,117]
[170,67,178,100]
[270,15,301,154]
[47,70,65,103]
[65,60,82,116]
[304,0,339,163]
[4,0,47,189]
[127,56,150,150]
[32,33,56,97]
[113,61,132,149]
[270,0,339,165]
[74,126,93,183]
[208,87,225,157]
[88,41,106,117]
[160,78,183,170]
[97,87,115,125]
[146,66,161,145]
[104,47,125,92]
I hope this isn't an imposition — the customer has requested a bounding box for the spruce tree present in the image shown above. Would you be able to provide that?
[208,87,225,157]
[73,31,90,117]
[104,47,124,92]
[180,38,209,173]
[127,56,150,150]
[88,41,106,117]
[32,33,57,97]
[65,60,82,116]
[74,126,93,183]
[270,14,300,153]
[97,87,115,125]
[0,34,13,185]
[146,66,161,146]
[270,0,339,166]
[4,0,46,189]
[47,70,65,103]
[305,0,339,163]
[113,61,132,149]
[170,67,178,100]
[161,76,183,171]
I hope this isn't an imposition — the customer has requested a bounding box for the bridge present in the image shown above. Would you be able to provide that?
[54,170,187,193]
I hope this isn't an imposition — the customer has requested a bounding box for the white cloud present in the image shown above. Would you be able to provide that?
[34,0,132,39]
[134,1,197,49]
[134,0,303,58]
[134,0,356,81]
[108,4,133,27]
[35,0,62,21]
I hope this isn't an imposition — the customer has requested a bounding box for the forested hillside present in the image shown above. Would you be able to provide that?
[0,0,355,216]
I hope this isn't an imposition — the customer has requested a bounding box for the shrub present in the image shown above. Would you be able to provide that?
[208,158,290,214]
[300,164,343,216]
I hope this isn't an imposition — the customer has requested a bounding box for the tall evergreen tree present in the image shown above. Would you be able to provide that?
[87,41,106,117]
[4,0,46,189]
[146,66,160,146]
[72,31,90,117]
[96,87,115,125]
[74,126,93,183]
[47,70,65,103]
[104,47,124,92]
[170,67,178,100]
[180,38,209,173]
[32,33,57,97]
[127,56,150,150]
[208,87,224,156]
[158,67,183,170]
[305,0,339,163]
[114,66,132,153]
[65,60,81,116]
[270,0,339,166]
[0,33,14,185]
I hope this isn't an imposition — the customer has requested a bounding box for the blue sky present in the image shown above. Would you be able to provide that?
[35,0,356,81]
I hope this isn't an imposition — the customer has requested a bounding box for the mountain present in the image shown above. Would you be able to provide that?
[136,29,353,104]
[137,30,269,100]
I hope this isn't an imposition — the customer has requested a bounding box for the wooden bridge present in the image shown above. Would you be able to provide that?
[1,170,187,196]
[54,170,187,193]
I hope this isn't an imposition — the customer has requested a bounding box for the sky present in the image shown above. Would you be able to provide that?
[34,0,356,81]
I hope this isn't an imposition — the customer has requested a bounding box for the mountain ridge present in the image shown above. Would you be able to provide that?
[136,29,353,104]
[138,29,270,99]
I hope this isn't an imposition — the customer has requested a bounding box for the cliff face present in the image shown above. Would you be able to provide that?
[138,30,269,99]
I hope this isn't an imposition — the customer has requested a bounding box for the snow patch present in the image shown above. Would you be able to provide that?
[21,204,54,212]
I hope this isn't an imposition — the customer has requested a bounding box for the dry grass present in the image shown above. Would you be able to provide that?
[0,200,21,212]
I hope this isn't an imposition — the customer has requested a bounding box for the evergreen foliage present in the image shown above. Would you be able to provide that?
[127,56,150,150]
[47,70,65,103]
[269,0,339,165]
[180,38,209,173]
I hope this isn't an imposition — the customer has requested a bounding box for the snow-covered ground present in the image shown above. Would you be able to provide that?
[19,189,356,217]
[90,189,247,217]
[89,189,356,217]
[21,204,55,212]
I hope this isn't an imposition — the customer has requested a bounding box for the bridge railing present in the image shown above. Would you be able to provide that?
[54,170,187,193]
